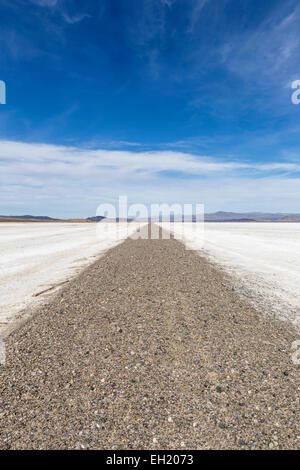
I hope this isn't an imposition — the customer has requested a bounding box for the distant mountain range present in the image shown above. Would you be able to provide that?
[151,211,300,222]
[1,212,300,222]
[204,211,300,222]
[86,216,107,222]
[0,214,59,221]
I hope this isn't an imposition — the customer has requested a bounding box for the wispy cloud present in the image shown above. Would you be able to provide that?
[187,0,210,33]
[220,2,300,88]
[125,0,170,50]
[29,0,89,25]
[29,0,58,7]
[1,139,300,176]
[161,0,176,7]
[0,29,42,61]
[62,12,90,24]
[1,140,300,217]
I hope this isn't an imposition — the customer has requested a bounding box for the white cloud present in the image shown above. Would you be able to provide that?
[0,139,299,217]
[1,139,299,175]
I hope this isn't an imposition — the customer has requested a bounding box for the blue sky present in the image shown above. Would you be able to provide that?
[0,0,300,217]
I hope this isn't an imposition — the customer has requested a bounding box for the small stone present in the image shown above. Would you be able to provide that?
[207,372,219,383]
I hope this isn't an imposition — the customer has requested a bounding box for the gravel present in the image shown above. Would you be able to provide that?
[0,226,299,449]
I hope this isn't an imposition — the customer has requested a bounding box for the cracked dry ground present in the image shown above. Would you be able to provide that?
[0,227,299,449]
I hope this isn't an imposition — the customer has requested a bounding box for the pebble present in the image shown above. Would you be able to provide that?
[0,227,298,450]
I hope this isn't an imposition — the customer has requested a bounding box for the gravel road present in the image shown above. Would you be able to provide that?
[0,227,299,449]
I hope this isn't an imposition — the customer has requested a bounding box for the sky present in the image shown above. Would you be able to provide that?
[0,0,300,217]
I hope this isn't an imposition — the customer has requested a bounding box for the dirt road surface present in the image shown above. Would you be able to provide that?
[0,228,299,449]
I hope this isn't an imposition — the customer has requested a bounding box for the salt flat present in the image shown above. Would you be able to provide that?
[0,222,142,334]
[164,222,300,327]
[1,221,299,335]
[1,228,298,450]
